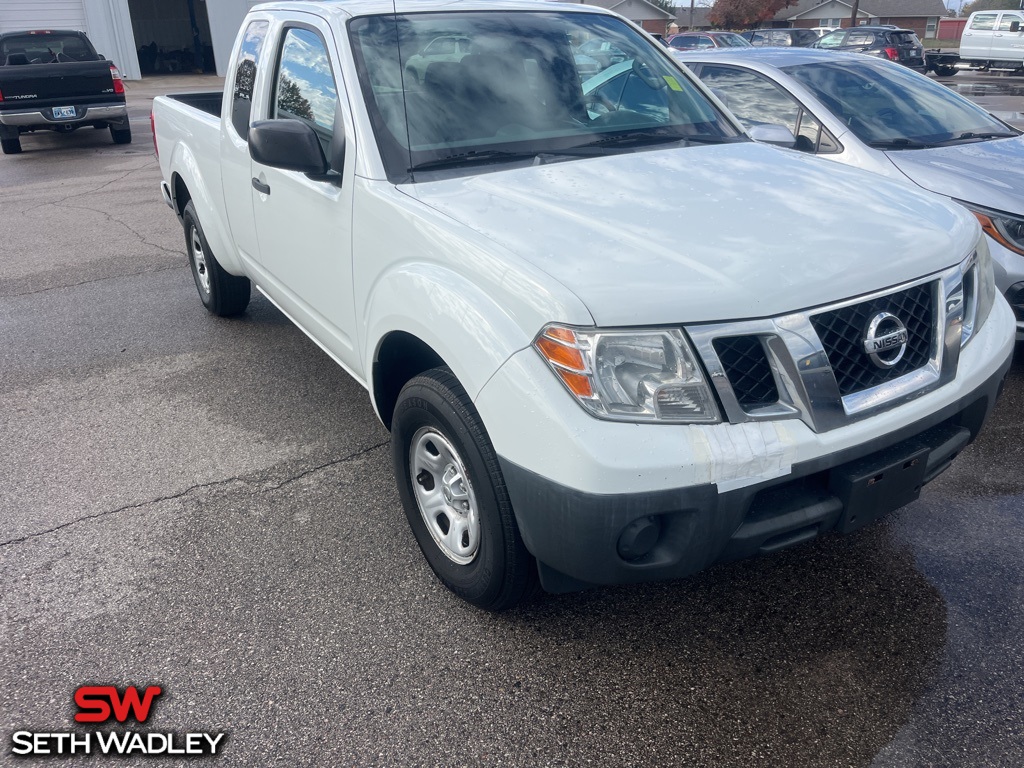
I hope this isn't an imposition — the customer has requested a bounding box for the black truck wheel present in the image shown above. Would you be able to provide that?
[110,124,132,144]
[933,65,957,77]
[182,201,250,317]
[392,368,537,611]
[1,138,22,155]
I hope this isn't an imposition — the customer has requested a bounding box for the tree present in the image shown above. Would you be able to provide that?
[277,74,314,121]
[648,0,677,11]
[960,0,1020,14]
[709,0,800,28]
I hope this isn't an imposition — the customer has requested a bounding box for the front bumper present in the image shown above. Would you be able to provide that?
[0,103,127,128]
[989,236,1024,341]
[475,297,1016,592]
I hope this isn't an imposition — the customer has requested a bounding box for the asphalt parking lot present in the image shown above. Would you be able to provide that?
[1,72,1023,767]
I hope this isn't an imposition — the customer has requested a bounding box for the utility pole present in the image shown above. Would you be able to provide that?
[849,0,860,27]
[689,0,695,30]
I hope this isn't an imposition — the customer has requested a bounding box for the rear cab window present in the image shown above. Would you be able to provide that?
[0,33,97,63]
[230,21,269,139]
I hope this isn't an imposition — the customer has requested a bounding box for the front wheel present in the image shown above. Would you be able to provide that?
[933,64,957,77]
[182,200,250,317]
[392,368,536,611]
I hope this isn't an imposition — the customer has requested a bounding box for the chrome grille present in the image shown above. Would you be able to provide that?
[810,282,933,396]
[686,253,976,434]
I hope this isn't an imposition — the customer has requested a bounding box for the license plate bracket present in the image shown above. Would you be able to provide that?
[829,442,930,534]
[52,106,76,119]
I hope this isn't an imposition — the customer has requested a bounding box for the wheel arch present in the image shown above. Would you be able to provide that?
[372,331,446,430]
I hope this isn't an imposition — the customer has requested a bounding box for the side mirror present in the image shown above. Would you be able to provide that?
[249,119,328,175]
[748,123,797,148]
[1011,21,1021,32]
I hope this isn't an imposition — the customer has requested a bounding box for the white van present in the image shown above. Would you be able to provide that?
[960,9,1024,70]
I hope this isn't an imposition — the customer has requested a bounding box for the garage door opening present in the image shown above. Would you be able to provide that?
[128,0,214,75]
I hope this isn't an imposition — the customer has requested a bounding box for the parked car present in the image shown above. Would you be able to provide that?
[741,28,821,47]
[576,37,629,68]
[808,26,839,37]
[924,9,1024,76]
[812,25,925,70]
[154,1,1013,610]
[0,29,130,154]
[403,34,471,83]
[679,47,1024,337]
[666,31,751,50]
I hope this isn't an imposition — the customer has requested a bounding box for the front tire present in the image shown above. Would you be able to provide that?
[392,368,536,611]
[1,137,22,155]
[182,200,250,317]
[933,64,957,77]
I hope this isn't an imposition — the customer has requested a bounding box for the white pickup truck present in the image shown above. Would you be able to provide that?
[153,0,1015,610]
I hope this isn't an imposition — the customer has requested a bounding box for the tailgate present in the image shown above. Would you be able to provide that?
[891,31,924,64]
[0,61,118,109]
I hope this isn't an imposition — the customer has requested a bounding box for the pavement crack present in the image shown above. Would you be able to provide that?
[57,199,182,256]
[0,442,388,549]
[2,264,183,298]
[17,161,157,215]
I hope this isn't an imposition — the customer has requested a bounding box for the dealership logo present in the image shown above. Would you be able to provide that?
[862,311,908,369]
[9,685,226,758]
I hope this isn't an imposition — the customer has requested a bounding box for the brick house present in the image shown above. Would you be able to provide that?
[768,0,948,40]
[560,0,676,34]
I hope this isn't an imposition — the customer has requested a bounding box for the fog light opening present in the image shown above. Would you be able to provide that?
[617,516,662,562]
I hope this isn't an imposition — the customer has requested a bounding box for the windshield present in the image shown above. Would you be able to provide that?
[0,33,97,63]
[783,59,1017,147]
[348,11,740,181]
[716,33,752,48]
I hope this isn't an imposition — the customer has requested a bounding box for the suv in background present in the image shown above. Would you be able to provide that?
[812,25,925,69]
[742,28,821,47]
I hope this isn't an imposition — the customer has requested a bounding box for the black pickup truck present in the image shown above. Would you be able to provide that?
[0,29,130,155]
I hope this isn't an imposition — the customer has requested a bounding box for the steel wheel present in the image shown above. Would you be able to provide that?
[410,427,481,565]
[189,224,212,296]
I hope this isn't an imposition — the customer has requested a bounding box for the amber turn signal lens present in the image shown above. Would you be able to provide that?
[556,369,593,398]
[536,336,585,372]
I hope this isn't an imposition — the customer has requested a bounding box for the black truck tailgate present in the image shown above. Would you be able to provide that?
[0,61,118,110]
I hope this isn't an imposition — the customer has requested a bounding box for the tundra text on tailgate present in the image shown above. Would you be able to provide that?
[152,1,1015,610]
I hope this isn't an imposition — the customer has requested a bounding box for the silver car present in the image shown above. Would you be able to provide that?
[675,47,1024,339]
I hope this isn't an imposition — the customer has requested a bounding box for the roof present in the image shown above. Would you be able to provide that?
[571,0,673,20]
[673,46,884,67]
[774,0,946,21]
[674,6,715,28]
[251,0,619,20]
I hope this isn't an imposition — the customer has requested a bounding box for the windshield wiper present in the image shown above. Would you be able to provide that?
[408,149,539,173]
[868,137,937,149]
[930,130,1020,145]
[571,130,739,152]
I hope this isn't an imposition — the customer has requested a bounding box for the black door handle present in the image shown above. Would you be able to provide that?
[252,177,270,195]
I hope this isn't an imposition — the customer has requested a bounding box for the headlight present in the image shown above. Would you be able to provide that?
[962,235,997,346]
[962,202,1024,257]
[533,325,720,423]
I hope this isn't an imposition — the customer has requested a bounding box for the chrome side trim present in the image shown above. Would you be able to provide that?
[687,253,976,434]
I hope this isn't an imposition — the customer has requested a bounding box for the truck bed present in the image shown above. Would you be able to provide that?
[166,92,223,117]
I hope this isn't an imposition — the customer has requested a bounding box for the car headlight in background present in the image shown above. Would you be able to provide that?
[533,325,721,423]
[963,202,1024,257]
[962,235,996,346]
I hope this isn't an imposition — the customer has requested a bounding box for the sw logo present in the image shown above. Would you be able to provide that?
[74,685,162,723]
[9,684,226,758]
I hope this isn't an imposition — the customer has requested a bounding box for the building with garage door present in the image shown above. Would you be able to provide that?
[0,0,258,79]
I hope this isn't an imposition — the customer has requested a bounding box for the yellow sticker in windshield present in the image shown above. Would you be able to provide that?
[663,76,684,92]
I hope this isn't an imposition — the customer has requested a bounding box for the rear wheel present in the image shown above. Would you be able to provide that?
[933,64,957,77]
[110,124,132,144]
[392,368,536,611]
[1,137,22,155]
[182,200,250,317]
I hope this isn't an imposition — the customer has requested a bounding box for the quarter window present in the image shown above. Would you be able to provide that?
[273,27,339,156]
[230,21,268,139]
[816,30,846,48]
[970,13,997,31]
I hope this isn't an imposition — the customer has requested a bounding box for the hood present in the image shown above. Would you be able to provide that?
[886,136,1024,216]
[406,143,978,326]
